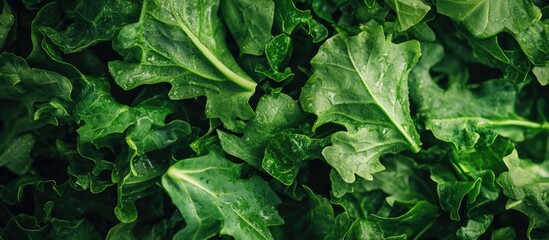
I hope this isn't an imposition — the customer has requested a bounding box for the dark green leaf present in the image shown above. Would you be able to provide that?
[115,155,167,223]
[0,134,35,175]
[0,0,14,50]
[323,213,353,240]
[410,43,548,152]
[255,34,295,82]
[1,214,101,240]
[370,201,440,239]
[345,218,386,240]
[425,163,482,221]
[514,21,549,85]
[274,186,335,239]
[44,0,142,53]
[497,150,549,237]
[491,227,516,240]
[219,93,306,168]
[262,133,326,185]
[457,214,494,240]
[222,0,274,55]
[274,0,328,42]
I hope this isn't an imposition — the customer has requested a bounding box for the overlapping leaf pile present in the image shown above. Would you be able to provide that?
[1,0,548,239]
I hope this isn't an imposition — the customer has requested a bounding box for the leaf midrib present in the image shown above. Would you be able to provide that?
[428,116,549,130]
[168,168,271,240]
[344,34,420,152]
[168,3,256,91]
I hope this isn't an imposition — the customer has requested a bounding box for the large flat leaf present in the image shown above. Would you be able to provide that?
[222,0,274,55]
[437,0,541,38]
[162,151,284,240]
[109,0,257,131]
[301,21,422,183]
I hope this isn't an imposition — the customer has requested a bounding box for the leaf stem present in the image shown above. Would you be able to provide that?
[488,119,549,130]
[170,4,256,92]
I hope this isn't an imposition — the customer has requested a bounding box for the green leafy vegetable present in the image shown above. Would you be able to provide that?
[385,0,431,31]
[498,150,549,237]
[222,0,275,56]
[2,0,549,239]
[301,21,422,183]
[109,0,257,131]
[437,0,541,37]
[44,0,142,53]
[162,150,283,240]
[410,43,548,152]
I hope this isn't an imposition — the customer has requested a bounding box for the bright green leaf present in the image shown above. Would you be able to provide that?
[437,0,541,37]
[109,0,257,131]
[385,0,431,31]
[301,21,422,183]
[162,151,284,240]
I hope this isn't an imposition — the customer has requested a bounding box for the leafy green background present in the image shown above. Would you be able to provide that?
[1,0,548,239]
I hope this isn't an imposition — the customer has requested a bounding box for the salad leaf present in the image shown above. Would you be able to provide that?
[514,20,549,85]
[385,0,431,31]
[410,43,548,152]
[301,21,422,183]
[2,0,549,239]
[498,150,549,237]
[274,0,328,42]
[457,214,494,240]
[109,0,257,131]
[44,0,142,53]
[221,0,274,56]
[0,134,35,175]
[219,93,305,168]
[161,150,284,240]
[437,0,541,37]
